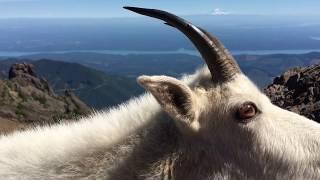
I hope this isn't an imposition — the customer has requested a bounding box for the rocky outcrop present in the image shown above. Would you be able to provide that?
[9,63,36,79]
[265,64,320,121]
[0,63,91,134]
[9,63,54,95]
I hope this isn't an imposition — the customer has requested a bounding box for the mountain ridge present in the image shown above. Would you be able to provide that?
[21,51,320,87]
[0,63,91,134]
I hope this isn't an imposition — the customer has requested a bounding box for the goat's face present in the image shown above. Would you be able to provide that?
[138,67,273,146]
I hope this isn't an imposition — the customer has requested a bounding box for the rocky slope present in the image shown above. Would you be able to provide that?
[0,63,91,134]
[265,64,320,121]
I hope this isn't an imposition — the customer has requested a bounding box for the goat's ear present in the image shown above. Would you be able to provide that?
[138,75,198,130]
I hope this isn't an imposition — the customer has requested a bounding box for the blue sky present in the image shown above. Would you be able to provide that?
[0,0,319,18]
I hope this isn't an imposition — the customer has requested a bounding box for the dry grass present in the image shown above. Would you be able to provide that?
[0,118,27,135]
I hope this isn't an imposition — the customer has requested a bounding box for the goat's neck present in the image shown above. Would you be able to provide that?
[0,93,161,171]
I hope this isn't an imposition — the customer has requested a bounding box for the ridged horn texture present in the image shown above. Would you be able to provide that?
[123,6,241,82]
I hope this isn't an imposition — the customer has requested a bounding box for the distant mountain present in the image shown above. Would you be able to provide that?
[0,59,143,109]
[24,53,203,78]
[24,52,320,87]
[33,60,143,108]
[0,63,90,134]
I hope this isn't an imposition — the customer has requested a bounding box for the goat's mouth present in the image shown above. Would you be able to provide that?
[124,6,241,82]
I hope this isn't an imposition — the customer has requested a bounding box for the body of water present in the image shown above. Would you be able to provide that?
[0,48,320,57]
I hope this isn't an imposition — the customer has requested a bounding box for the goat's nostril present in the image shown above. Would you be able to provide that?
[236,102,257,121]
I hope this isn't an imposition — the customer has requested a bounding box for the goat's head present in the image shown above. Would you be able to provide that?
[124,7,319,166]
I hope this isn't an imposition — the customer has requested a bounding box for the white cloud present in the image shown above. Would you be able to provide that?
[211,8,230,16]
[310,36,320,41]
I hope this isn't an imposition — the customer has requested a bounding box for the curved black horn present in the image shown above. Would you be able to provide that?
[124,6,241,82]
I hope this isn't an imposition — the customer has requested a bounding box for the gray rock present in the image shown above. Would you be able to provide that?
[265,64,320,122]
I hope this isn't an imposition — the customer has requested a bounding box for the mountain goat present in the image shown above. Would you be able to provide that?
[0,6,320,179]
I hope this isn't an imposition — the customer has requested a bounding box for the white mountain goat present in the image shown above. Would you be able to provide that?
[0,6,320,179]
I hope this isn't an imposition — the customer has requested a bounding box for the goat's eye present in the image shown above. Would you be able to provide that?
[236,102,257,121]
